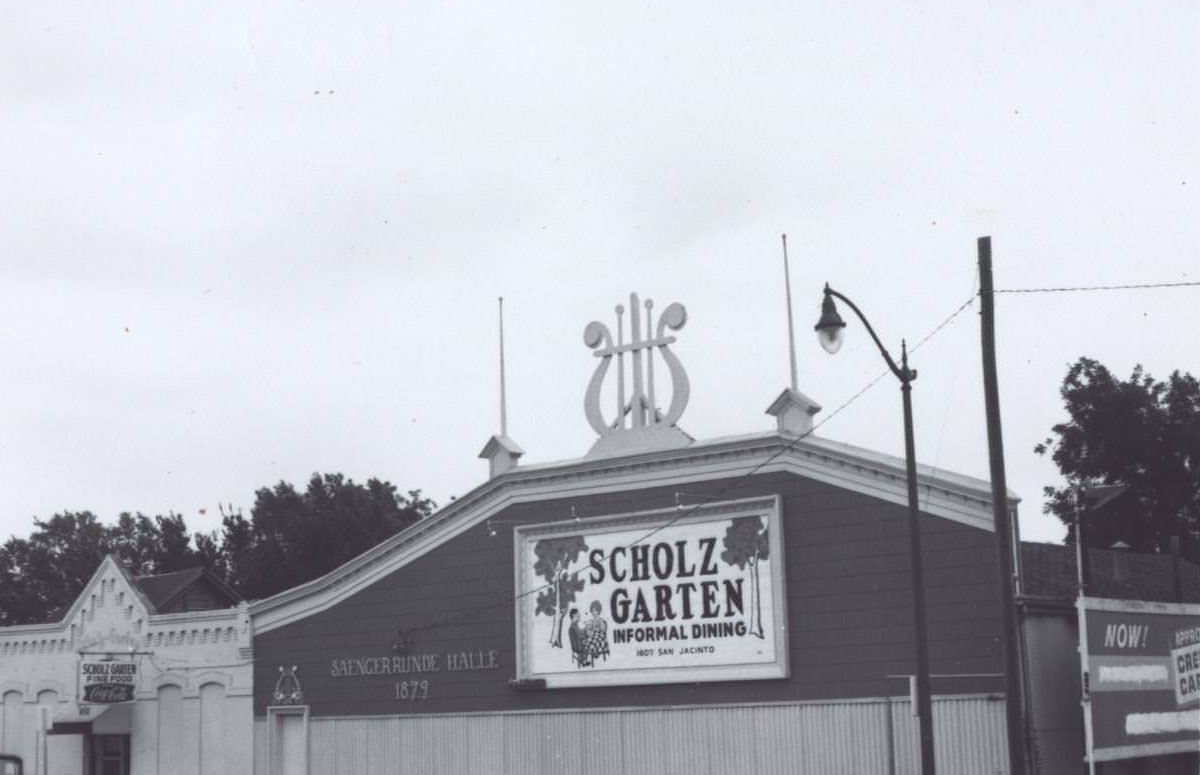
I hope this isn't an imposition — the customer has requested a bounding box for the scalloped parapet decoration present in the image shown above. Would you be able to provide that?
[583,292,694,458]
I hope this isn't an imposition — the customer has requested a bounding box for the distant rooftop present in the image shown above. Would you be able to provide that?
[1021,542,1200,605]
[135,567,242,613]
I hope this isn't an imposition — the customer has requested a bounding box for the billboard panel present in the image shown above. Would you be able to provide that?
[514,495,787,688]
[1079,597,1200,763]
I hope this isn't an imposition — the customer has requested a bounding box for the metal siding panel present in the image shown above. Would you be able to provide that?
[642,708,694,775]
[686,707,711,774]
[797,703,834,771]
[362,716,400,775]
[891,699,920,775]
[256,696,1008,775]
[888,695,1009,775]
[934,695,1009,774]
[750,703,796,773]
[466,714,504,775]
[538,711,583,774]
[307,717,338,775]
[396,716,421,773]
[432,716,471,774]
[504,712,539,774]
[577,709,622,775]
[344,717,374,774]
[621,710,670,775]
[713,706,757,774]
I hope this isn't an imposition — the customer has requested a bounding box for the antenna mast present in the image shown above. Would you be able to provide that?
[782,234,799,391]
[499,297,508,436]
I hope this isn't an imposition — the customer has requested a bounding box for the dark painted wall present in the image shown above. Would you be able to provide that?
[254,470,1005,716]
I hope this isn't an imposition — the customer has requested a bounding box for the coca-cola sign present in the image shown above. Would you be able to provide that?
[79,659,138,704]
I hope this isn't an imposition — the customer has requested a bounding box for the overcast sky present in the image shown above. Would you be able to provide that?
[2,1,1196,548]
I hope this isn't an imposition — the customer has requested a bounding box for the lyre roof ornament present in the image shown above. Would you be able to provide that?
[582,292,693,458]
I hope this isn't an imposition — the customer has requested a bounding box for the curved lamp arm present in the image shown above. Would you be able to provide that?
[822,284,916,385]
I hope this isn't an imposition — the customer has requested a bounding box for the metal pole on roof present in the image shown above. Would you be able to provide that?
[978,236,1030,775]
[499,296,508,437]
[782,234,799,392]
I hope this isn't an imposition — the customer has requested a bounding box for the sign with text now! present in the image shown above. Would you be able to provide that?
[513,496,788,689]
[1079,597,1200,763]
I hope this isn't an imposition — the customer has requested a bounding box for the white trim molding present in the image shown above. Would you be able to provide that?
[252,431,1011,635]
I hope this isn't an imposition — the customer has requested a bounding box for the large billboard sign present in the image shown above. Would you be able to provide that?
[514,496,787,688]
[79,658,138,704]
[1079,597,1200,763]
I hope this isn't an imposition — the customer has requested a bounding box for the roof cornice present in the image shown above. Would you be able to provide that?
[250,431,1015,633]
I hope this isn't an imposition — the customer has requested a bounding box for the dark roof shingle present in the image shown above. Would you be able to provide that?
[135,567,241,612]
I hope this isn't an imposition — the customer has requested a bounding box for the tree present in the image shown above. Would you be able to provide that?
[532,536,589,648]
[0,473,434,623]
[0,510,212,625]
[1036,358,1200,558]
[221,473,434,600]
[720,516,769,639]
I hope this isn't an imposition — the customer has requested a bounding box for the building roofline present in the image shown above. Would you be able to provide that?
[250,430,1017,633]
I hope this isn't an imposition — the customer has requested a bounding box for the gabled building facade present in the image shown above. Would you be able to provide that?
[0,556,254,775]
[248,293,1017,774]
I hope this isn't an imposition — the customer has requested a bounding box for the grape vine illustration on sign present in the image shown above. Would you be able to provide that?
[720,516,769,639]
[533,536,589,649]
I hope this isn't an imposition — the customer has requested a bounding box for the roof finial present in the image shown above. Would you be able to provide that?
[478,296,523,478]
[766,234,822,436]
[582,292,693,457]
[782,234,798,392]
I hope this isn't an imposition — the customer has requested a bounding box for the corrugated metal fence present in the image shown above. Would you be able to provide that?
[255,694,1009,775]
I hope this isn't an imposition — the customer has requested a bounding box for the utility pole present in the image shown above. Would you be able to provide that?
[978,236,1029,775]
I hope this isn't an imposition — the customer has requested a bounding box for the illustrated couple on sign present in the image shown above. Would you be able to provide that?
[568,600,610,668]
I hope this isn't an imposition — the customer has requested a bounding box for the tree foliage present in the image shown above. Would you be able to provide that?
[1036,357,1200,557]
[0,511,217,625]
[220,473,433,600]
[0,473,434,624]
[532,536,589,648]
[720,517,769,639]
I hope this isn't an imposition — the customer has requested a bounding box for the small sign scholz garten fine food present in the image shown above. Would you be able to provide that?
[80,658,138,704]
[514,496,788,689]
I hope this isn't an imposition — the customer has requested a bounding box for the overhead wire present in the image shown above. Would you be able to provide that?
[397,290,981,641]
[994,280,1199,294]
[458,274,1195,640]
[917,272,979,511]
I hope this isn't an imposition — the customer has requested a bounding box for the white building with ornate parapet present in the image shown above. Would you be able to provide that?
[0,555,253,775]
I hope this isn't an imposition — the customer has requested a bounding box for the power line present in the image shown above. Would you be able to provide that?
[994,280,1199,294]
[589,291,978,580]
[911,295,975,353]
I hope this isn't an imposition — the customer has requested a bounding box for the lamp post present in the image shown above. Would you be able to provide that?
[815,284,936,775]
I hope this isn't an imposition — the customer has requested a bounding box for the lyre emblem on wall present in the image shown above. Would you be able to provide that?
[583,293,692,456]
[272,665,304,705]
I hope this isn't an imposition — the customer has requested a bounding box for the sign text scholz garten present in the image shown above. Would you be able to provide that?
[514,496,788,688]
[80,659,138,704]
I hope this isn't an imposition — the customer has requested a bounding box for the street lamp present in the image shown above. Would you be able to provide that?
[815,283,937,775]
